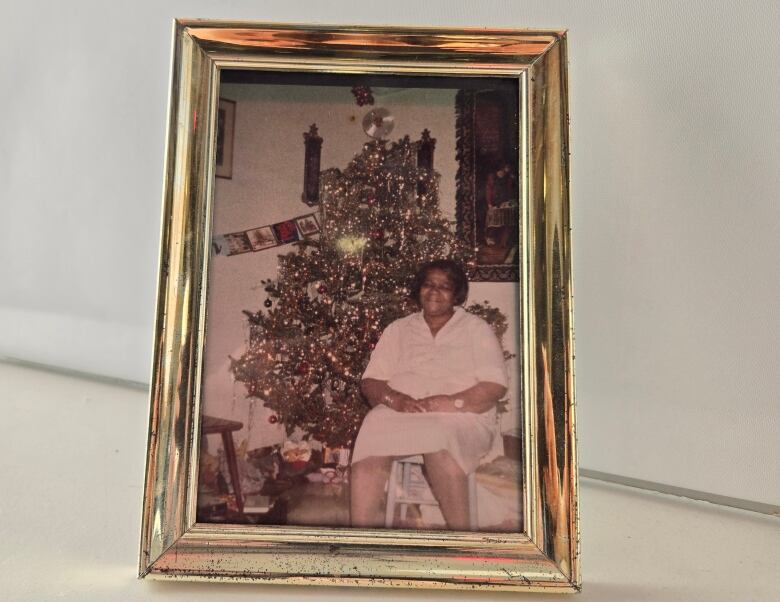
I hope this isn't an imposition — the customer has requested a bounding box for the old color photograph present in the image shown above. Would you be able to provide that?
[197,72,523,533]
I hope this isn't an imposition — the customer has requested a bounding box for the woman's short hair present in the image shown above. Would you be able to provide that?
[410,259,469,306]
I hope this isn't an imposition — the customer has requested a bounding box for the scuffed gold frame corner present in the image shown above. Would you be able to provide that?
[139,19,579,593]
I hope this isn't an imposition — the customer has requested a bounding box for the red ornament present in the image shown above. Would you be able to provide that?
[268,414,278,424]
[296,362,310,374]
[317,283,327,294]
[370,229,384,241]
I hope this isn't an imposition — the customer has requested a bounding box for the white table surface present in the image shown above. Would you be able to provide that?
[1,360,778,601]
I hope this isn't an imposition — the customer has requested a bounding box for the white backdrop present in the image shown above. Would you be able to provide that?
[2,1,778,506]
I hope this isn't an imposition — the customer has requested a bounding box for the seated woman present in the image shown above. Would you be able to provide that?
[350,259,508,530]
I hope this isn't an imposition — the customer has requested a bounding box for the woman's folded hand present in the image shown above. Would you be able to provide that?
[394,396,428,413]
[418,395,455,413]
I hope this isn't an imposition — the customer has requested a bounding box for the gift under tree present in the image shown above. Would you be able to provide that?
[231,132,511,449]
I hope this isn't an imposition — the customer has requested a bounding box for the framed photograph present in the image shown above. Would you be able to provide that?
[215,97,236,178]
[140,21,578,593]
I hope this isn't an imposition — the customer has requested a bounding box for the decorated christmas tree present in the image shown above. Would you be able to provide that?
[231,132,511,448]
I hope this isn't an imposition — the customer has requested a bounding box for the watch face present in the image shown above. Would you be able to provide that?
[454,398,465,409]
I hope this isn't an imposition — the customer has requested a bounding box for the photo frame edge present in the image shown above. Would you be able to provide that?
[139,21,578,592]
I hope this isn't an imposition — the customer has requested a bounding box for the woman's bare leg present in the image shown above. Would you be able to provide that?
[350,456,394,527]
[423,450,470,530]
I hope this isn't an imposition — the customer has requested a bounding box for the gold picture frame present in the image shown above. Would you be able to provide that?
[139,20,578,592]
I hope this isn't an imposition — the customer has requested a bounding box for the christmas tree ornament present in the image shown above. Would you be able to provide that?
[268,414,278,424]
[263,298,272,308]
[362,108,394,139]
[335,235,368,256]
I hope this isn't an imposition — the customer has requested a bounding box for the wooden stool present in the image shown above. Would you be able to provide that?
[202,415,244,514]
